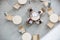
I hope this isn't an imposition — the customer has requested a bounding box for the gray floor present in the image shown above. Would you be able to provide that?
[0,0,60,40]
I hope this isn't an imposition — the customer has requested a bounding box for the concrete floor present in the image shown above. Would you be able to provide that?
[0,0,60,40]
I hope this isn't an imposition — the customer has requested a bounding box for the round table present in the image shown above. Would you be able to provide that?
[49,14,58,23]
[12,15,22,24]
[31,12,40,21]
[18,0,27,4]
[22,32,32,40]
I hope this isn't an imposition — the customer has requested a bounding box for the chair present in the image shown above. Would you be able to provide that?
[35,19,42,24]
[40,0,46,2]
[43,1,48,7]
[18,26,26,34]
[13,3,21,9]
[41,8,45,13]
[47,7,53,16]
[4,13,13,21]
[39,8,45,15]
[58,16,60,21]
[32,34,40,40]
[26,18,33,24]
[48,2,51,8]
[29,8,33,12]
[38,11,41,14]
[47,22,55,28]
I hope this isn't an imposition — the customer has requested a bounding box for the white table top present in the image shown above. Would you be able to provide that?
[12,15,22,24]
[31,12,40,21]
[49,14,58,23]
[22,32,32,40]
[18,0,27,4]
